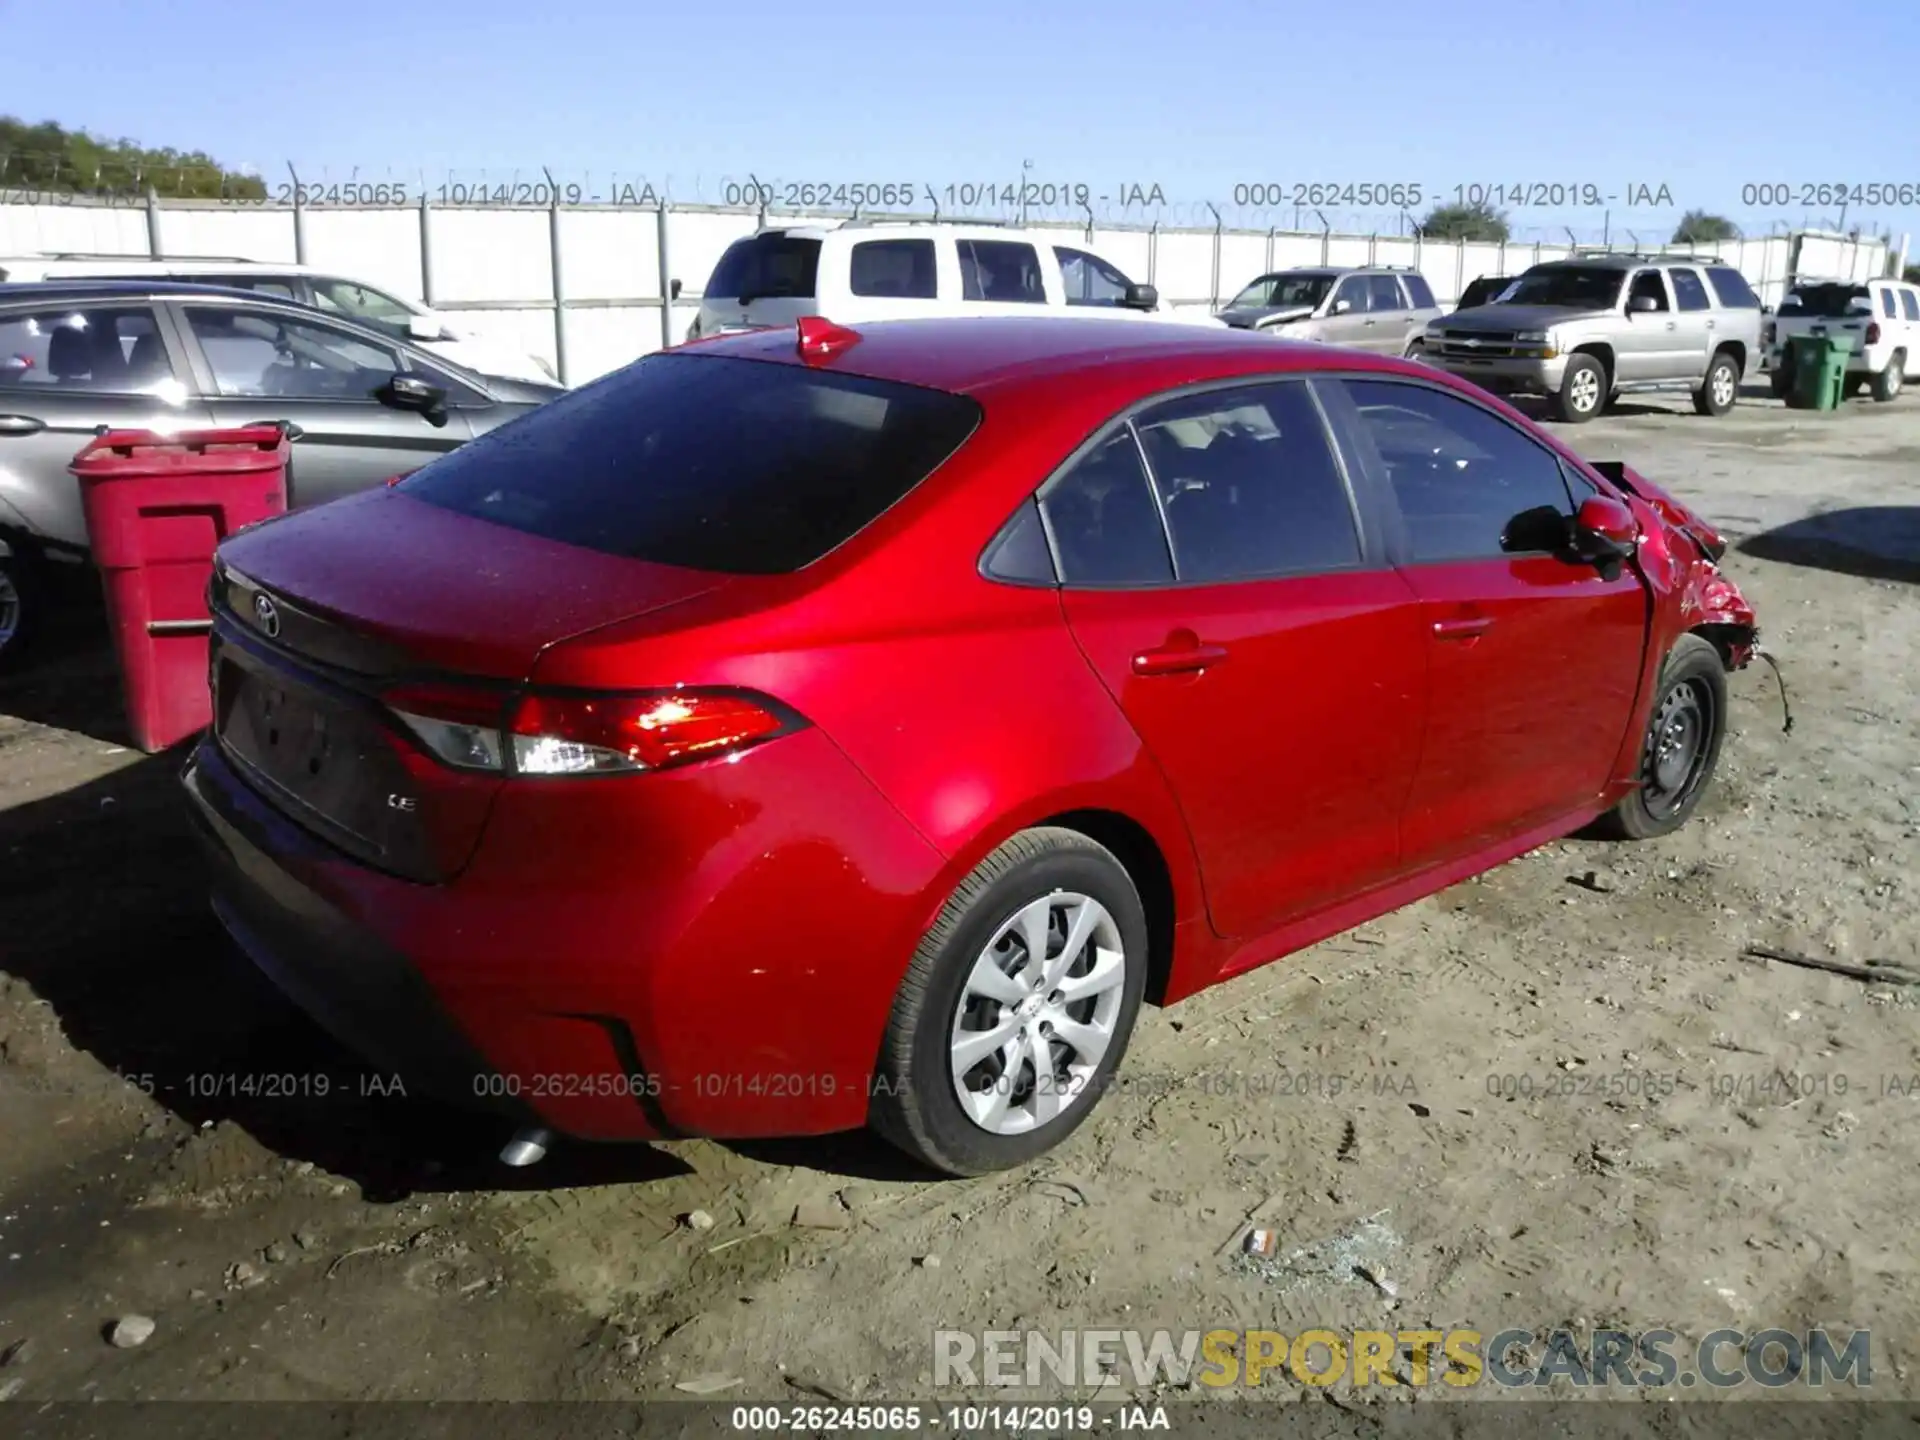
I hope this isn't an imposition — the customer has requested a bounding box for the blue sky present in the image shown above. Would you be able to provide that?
[4,0,1918,253]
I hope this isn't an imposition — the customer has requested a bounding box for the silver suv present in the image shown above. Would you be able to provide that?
[1215,266,1441,357]
[1422,253,1765,423]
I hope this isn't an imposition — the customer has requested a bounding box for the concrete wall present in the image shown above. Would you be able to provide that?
[0,195,1892,386]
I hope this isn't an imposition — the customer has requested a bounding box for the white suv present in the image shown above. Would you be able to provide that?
[686,222,1222,339]
[1764,275,1920,401]
[0,255,558,386]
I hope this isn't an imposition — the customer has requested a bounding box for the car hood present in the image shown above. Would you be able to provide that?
[1436,303,1611,331]
[1217,304,1317,329]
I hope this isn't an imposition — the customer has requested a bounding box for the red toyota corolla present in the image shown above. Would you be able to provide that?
[182,314,1759,1176]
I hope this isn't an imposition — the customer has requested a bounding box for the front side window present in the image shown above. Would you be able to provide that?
[1332,275,1371,313]
[848,239,937,300]
[402,354,981,575]
[958,240,1046,304]
[0,305,177,395]
[1339,379,1576,564]
[1132,381,1361,583]
[1628,270,1671,312]
[1054,247,1135,306]
[1669,268,1712,312]
[308,277,417,333]
[185,307,400,399]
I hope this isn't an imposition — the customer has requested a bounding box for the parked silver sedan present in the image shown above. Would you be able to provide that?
[0,280,563,662]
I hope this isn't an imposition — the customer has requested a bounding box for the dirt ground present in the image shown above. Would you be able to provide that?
[0,378,1916,1425]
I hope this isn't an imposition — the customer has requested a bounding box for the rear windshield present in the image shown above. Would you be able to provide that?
[703,234,822,303]
[400,353,981,573]
[1780,282,1870,318]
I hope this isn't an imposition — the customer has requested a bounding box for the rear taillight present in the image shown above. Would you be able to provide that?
[1866,322,1882,345]
[381,684,802,776]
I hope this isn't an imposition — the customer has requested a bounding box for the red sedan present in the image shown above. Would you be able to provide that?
[182,314,1758,1176]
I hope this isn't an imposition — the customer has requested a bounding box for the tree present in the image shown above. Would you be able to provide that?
[1672,210,1739,245]
[1905,264,1920,286]
[0,116,265,199]
[1418,200,1509,244]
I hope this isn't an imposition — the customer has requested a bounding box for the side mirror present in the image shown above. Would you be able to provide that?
[669,278,684,301]
[1572,494,1638,561]
[1761,304,1775,316]
[407,313,450,342]
[379,373,448,426]
[1121,282,1158,310]
[1629,295,1659,314]
[1331,298,1353,315]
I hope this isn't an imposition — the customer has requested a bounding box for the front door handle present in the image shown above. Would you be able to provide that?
[0,414,46,437]
[1132,639,1229,676]
[1433,616,1493,641]
[1665,321,1676,331]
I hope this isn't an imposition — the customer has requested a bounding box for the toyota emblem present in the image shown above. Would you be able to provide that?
[253,592,281,638]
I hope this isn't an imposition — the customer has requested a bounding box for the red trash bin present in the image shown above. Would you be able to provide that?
[72,426,290,753]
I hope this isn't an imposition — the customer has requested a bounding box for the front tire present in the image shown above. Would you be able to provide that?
[870,828,1149,1176]
[1553,354,1607,423]
[0,551,42,671]
[1692,350,1740,416]
[1593,634,1729,841]
[1872,352,1905,402]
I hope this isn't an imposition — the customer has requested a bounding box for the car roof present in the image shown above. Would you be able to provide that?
[685,314,1420,397]
[0,256,323,274]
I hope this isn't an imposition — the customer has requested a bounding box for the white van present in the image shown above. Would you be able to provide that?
[687,222,1222,339]
[0,255,558,386]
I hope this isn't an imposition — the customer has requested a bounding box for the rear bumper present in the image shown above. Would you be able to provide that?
[182,722,948,1143]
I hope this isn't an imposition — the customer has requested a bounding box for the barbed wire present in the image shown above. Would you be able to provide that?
[0,152,1902,247]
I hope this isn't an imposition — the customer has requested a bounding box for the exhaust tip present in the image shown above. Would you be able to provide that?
[499,1127,553,1167]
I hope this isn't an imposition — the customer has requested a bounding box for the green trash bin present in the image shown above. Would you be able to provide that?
[1788,334,1855,410]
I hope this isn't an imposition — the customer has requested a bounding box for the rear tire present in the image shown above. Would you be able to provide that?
[1553,353,1607,423]
[1404,338,1426,362]
[1872,352,1905,402]
[1692,350,1740,416]
[869,827,1149,1177]
[1592,634,1728,841]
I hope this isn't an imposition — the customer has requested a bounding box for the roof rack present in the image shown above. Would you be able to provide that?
[40,251,266,263]
[1565,248,1724,263]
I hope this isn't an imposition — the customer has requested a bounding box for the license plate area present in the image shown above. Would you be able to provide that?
[214,648,416,867]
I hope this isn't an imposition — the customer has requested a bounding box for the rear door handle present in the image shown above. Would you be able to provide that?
[0,414,46,437]
[1132,641,1229,676]
[1665,321,1676,331]
[1433,616,1493,641]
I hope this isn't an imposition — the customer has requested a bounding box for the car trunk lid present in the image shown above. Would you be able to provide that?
[209,488,732,881]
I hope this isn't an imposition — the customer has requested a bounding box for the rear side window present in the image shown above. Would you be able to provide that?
[848,239,937,299]
[1366,275,1405,312]
[703,234,822,301]
[1132,381,1361,582]
[402,354,980,574]
[1669,268,1711,312]
[0,305,175,393]
[1041,429,1173,586]
[1705,266,1761,309]
[958,240,1046,304]
[1903,288,1920,322]
[1402,272,1438,309]
[1881,287,1898,318]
